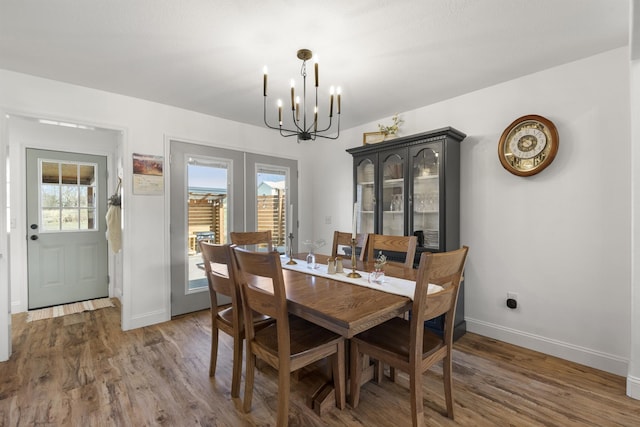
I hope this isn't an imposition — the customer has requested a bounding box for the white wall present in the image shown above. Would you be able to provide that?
[628,0,640,399]
[0,69,314,335]
[312,47,632,376]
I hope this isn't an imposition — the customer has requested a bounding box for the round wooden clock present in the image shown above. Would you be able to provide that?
[498,114,559,177]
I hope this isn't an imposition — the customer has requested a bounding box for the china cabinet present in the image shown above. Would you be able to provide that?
[347,127,466,338]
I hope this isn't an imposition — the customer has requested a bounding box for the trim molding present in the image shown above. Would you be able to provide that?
[627,375,640,399]
[126,309,170,331]
[466,317,628,376]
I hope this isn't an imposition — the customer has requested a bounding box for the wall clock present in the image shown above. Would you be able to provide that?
[498,114,559,177]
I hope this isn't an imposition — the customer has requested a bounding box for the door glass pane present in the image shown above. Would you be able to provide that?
[42,208,60,231]
[382,154,404,235]
[355,158,375,235]
[61,208,79,230]
[187,158,229,292]
[61,163,78,184]
[39,160,98,231]
[256,166,288,253]
[413,147,440,249]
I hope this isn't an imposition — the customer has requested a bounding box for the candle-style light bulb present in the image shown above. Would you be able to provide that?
[263,66,268,97]
[314,56,319,87]
[337,87,342,114]
[290,79,295,110]
[329,86,335,118]
[314,106,318,132]
[295,96,300,121]
[277,99,283,125]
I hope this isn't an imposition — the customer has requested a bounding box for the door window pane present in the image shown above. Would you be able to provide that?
[187,158,229,292]
[39,160,98,231]
[256,166,288,253]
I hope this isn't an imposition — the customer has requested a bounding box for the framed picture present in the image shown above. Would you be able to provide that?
[132,153,164,195]
[363,132,386,145]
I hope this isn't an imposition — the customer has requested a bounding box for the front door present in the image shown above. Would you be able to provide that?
[26,149,109,309]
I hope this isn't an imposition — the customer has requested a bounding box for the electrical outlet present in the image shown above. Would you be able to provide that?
[506,292,518,309]
[325,215,332,224]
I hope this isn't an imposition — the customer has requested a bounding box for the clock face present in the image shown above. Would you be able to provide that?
[498,115,559,176]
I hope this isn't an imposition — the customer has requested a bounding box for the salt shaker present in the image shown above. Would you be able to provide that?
[327,257,336,274]
[335,257,344,273]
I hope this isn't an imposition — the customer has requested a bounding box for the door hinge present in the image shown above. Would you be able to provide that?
[107,275,110,284]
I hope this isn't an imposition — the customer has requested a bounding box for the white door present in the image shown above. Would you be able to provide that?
[26,149,109,309]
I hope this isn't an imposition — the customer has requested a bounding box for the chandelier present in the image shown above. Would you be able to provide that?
[263,49,341,142]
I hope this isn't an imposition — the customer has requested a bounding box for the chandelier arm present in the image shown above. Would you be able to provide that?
[315,115,341,139]
[264,96,303,133]
[289,109,304,133]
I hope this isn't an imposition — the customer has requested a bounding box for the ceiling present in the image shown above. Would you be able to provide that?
[0,0,630,130]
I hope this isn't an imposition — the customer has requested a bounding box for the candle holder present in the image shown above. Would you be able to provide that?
[347,238,361,278]
[286,233,297,265]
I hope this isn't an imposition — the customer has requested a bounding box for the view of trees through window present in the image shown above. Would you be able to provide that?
[40,161,96,231]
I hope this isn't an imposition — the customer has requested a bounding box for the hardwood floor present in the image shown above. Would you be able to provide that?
[1,299,639,426]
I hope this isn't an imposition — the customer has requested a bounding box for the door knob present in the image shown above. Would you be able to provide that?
[30,235,38,241]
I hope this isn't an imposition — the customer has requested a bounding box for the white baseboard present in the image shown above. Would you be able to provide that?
[10,300,23,314]
[124,309,169,331]
[627,375,640,399]
[466,317,628,377]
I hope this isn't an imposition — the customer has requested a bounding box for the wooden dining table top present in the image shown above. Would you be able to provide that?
[275,254,416,338]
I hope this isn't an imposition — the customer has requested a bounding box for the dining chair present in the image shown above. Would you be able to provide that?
[199,242,272,398]
[232,247,346,427]
[331,230,368,260]
[364,233,418,268]
[349,246,469,427]
[230,230,273,252]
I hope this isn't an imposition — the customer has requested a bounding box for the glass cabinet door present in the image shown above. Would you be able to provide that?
[381,152,405,236]
[412,146,440,249]
[355,157,376,235]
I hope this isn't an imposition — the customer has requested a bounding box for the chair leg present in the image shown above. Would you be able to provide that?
[230,334,243,398]
[242,352,255,413]
[277,364,290,427]
[209,325,219,377]
[443,354,454,419]
[349,340,362,408]
[332,341,346,409]
[409,364,424,427]
[374,360,383,384]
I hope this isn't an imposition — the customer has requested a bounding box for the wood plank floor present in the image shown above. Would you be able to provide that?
[1,299,639,426]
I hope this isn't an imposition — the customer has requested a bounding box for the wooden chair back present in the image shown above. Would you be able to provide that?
[232,248,288,354]
[331,231,368,260]
[411,246,469,348]
[364,233,418,268]
[199,241,238,307]
[230,230,273,252]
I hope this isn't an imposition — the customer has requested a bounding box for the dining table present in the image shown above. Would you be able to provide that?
[274,253,420,415]
[281,254,416,338]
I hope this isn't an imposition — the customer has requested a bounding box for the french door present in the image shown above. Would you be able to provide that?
[169,141,298,316]
[170,141,243,316]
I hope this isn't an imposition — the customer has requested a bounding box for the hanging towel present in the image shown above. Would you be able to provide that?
[106,204,122,253]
